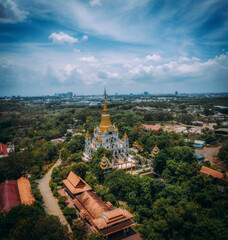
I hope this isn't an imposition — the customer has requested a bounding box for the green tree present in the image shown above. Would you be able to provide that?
[72,162,89,179]
[60,148,71,161]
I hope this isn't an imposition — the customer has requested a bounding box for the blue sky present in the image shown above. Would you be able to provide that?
[0,0,228,96]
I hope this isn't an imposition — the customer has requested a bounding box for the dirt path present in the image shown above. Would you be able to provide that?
[38,159,72,232]
[195,144,225,169]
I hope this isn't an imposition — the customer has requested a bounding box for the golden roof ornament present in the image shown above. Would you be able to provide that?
[152,144,159,158]
[123,132,128,139]
[115,126,118,131]
[98,135,102,143]
[86,130,90,138]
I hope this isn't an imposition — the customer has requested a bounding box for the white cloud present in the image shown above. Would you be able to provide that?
[73,48,80,53]
[129,53,228,84]
[82,35,88,41]
[79,56,97,63]
[0,0,28,23]
[89,0,102,7]
[48,32,78,44]
[146,54,162,62]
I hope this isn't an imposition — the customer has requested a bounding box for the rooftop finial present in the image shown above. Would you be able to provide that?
[104,86,107,99]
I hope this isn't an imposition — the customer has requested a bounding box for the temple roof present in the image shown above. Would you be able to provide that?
[0,143,8,155]
[0,177,35,213]
[73,190,135,236]
[17,177,35,205]
[200,166,224,180]
[63,171,92,195]
[0,180,20,213]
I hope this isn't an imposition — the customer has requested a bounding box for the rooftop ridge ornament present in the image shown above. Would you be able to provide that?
[86,130,90,138]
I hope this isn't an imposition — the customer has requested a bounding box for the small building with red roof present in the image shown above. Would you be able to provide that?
[0,143,8,158]
[142,124,160,131]
[0,177,35,213]
[0,180,21,212]
[200,166,225,180]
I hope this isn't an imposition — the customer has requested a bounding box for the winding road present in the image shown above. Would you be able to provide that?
[37,159,72,232]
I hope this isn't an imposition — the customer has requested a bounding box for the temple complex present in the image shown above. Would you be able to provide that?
[85,90,129,163]
[62,171,139,238]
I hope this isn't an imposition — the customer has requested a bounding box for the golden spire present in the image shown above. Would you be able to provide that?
[98,135,102,143]
[103,153,106,158]
[86,130,90,138]
[99,87,112,132]
[115,126,118,131]
[123,132,128,139]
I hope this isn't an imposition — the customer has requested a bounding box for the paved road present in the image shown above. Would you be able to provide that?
[38,159,72,232]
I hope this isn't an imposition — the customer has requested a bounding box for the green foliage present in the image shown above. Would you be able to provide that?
[59,148,71,161]
[66,135,85,153]
[63,207,77,223]
[67,152,83,164]
[86,233,104,240]
[104,193,116,205]
[218,144,228,167]
[0,205,71,240]
[72,162,89,179]
[85,172,99,188]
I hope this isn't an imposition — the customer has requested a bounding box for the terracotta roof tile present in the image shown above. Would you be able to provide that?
[63,171,92,195]
[0,143,8,155]
[17,177,35,205]
[73,190,135,235]
[0,180,20,212]
[200,166,224,179]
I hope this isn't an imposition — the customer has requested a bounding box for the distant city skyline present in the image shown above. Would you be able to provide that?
[0,0,228,96]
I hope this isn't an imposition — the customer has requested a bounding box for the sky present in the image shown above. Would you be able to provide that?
[0,0,228,96]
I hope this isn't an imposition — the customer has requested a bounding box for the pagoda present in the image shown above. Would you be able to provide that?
[85,89,129,161]
[100,154,112,174]
[150,144,159,158]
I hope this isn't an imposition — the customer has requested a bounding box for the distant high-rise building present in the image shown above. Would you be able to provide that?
[54,92,73,98]
[67,92,73,98]
[175,91,178,95]
[144,91,149,95]
[130,93,133,96]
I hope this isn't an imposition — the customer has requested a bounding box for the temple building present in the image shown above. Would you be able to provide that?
[150,144,159,159]
[0,177,35,213]
[62,171,140,239]
[85,90,129,162]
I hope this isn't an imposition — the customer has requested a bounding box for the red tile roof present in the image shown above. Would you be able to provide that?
[200,166,224,180]
[0,143,8,155]
[0,180,20,212]
[142,124,160,131]
[17,177,35,205]
[63,171,92,195]
[73,191,135,236]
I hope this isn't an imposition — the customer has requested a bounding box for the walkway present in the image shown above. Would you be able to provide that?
[38,159,72,232]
